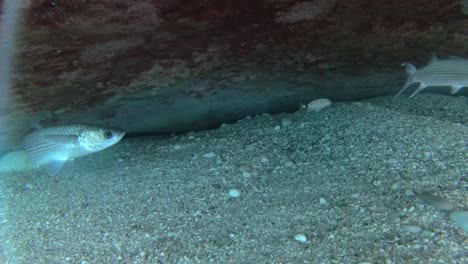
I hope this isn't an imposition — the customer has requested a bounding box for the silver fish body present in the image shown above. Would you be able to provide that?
[22,124,125,176]
[396,55,468,98]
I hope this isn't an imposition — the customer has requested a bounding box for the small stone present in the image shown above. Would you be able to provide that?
[284,161,294,167]
[203,152,217,158]
[280,118,292,127]
[405,190,415,196]
[239,165,252,172]
[423,151,432,159]
[421,230,435,238]
[242,171,252,178]
[294,234,307,243]
[228,189,241,198]
[173,144,182,150]
[246,144,256,151]
[449,211,468,232]
[419,194,454,211]
[401,225,422,234]
[260,157,269,163]
[274,125,281,130]
[319,197,327,205]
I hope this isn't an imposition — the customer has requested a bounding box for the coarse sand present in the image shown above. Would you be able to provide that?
[0,94,467,264]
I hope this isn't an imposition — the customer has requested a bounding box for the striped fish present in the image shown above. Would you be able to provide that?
[395,54,468,98]
[22,124,125,176]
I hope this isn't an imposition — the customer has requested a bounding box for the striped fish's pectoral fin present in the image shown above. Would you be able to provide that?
[46,159,75,176]
[395,82,414,98]
[22,135,78,165]
[450,85,463,94]
[409,83,428,98]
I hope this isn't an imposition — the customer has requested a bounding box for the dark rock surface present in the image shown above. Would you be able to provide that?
[1,0,467,153]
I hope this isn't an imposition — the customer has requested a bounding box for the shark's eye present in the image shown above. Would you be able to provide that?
[104,131,113,139]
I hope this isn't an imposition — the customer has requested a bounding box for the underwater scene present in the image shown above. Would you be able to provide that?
[0,0,467,263]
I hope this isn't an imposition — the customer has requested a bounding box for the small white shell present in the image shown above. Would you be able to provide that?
[304,98,332,112]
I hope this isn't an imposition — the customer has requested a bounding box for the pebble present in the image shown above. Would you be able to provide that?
[319,197,327,205]
[260,157,269,163]
[294,234,307,243]
[239,165,252,172]
[203,152,217,158]
[173,144,182,150]
[421,230,435,238]
[246,144,256,151]
[274,125,281,130]
[419,194,454,211]
[401,225,422,234]
[228,189,241,198]
[449,211,468,232]
[242,171,252,178]
[280,118,292,127]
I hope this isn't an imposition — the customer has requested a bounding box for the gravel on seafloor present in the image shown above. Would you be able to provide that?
[0,94,467,264]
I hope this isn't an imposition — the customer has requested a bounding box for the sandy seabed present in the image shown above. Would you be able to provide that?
[0,94,467,264]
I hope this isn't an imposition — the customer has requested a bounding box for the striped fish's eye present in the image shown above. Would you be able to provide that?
[104,131,113,139]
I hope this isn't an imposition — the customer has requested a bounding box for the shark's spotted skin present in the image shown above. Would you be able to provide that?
[396,55,468,98]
